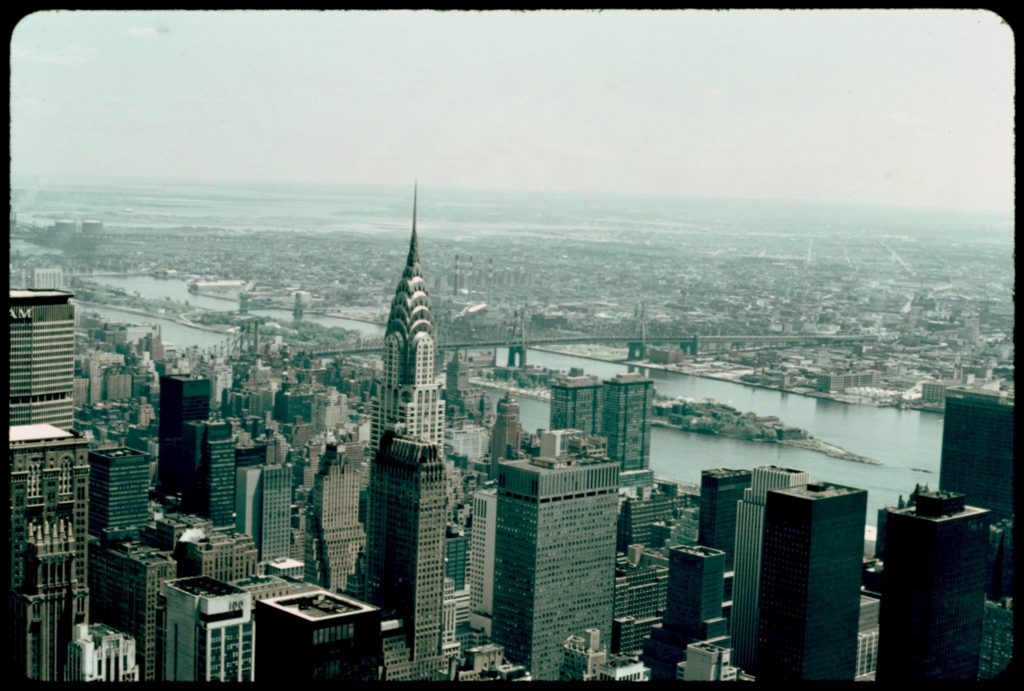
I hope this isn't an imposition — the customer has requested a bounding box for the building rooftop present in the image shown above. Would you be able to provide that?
[945,386,1014,407]
[775,482,865,500]
[608,372,650,385]
[169,576,244,599]
[89,446,148,460]
[672,544,726,558]
[262,590,377,621]
[9,424,77,443]
[702,468,752,479]
[9,289,74,300]
[266,557,303,569]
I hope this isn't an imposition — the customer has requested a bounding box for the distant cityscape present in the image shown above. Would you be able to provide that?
[8,185,1013,682]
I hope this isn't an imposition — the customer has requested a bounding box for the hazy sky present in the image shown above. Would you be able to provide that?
[10,10,1014,211]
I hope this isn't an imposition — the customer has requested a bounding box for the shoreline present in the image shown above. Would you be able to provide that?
[475,380,552,402]
[75,300,229,335]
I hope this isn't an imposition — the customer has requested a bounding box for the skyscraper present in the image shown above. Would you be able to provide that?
[256,590,382,681]
[304,443,365,594]
[468,488,497,638]
[756,482,867,681]
[601,372,653,481]
[731,465,810,674]
[88,447,150,538]
[181,420,236,528]
[489,391,521,480]
[365,432,447,680]
[9,289,76,430]
[235,463,292,563]
[9,424,91,593]
[11,518,89,680]
[876,491,989,680]
[162,577,255,681]
[699,468,752,572]
[369,187,445,453]
[550,373,603,435]
[157,375,211,494]
[491,455,619,680]
[640,545,728,680]
[938,387,1013,524]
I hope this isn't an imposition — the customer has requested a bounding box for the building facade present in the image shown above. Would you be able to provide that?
[698,467,753,572]
[730,465,810,673]
[755,482,867,681]
[9,290,76,430]
[601,372,653,475]
[162,577,255,681]
[88,447,149,538]
[65,623,140,682]
[491,456,619,680]
[304,443,365,594]
[550,374,603,436]
[468,488,497,638]
[938,388,1014,524]
[877,491,990,680]
[157,375,211,494]
[181,420,235,528]
[235,463,291,563]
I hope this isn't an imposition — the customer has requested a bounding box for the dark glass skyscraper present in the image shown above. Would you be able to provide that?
[157,375,211,494]
[88,447,150,537]
[876,491,989,680]
[182,420,236,528]
[938,388,1013,524]
[756,482,867,681]
[698,468,752,572]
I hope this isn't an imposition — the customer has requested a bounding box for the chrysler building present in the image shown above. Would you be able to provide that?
[370,187,445,452]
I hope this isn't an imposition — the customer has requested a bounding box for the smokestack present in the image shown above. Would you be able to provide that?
[488,258,494,304]
[454,255,460,296]
[468,256,474,297]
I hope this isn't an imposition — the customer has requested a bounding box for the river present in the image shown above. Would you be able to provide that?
[77,274,941,525]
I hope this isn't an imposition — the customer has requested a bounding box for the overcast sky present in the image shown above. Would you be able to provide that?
[10,10,1014,211]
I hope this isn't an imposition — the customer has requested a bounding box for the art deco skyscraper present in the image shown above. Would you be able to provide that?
[756,482,867,681]
[877,491,989,680]
[304,444,365,593]
[370,187,445,453]
[938,388,1013,524]
[9,290,76,430]
[489,391,521,480]
[365,432,447,680]
[731,465,810,674]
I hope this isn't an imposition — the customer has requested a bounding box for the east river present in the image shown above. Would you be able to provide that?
[80,273,945,525]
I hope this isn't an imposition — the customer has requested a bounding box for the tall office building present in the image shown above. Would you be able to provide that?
[699,468,752,572]
[235,463,292,562]
[612,546,669,655]
[88,447,150,538]
[256,590,382,680]
[9,290,76,429]
[550,373,603,435]
[365,432,447,680]
[369,189,445,453]
[88,540,178,681]
[181,420,235,528]
[162,577,255,681]
[11,518,90,680]
[876,491,989,680]
[938,388,1014,524]
[468,488,498,638]
[157,375,211,494]
[178,530,258,584]
[491,455,619,680]
[304,443,365,594]
[601,372,653,476]
[445,524,470,591]
[731,465,810,674]
[640,545,728,680]
[756,482,867,681]
[489,391,521,480]
[9,424,90,593]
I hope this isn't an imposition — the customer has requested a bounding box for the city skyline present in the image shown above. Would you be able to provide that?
[10,9,1014,212]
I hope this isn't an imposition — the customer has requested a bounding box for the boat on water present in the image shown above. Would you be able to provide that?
[911,468,934,474]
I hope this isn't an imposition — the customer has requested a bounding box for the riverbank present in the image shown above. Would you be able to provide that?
[75,300,228,334]
[473,378,551,402]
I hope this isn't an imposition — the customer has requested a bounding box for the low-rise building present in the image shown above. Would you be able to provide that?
[66,623,140,682]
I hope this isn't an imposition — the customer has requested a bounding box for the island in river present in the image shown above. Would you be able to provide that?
[653,396,881,465]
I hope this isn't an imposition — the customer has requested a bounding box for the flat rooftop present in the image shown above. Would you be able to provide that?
[672,544,726,558]
[261,590,377,621]
[169,576,244,599]
[10,424,77,443]
[775,482,865,500]
[702,468,752,479]
[9,289,74,300]
[89,446,148,460]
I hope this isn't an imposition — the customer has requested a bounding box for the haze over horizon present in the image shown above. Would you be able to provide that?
[11,10,1015,213]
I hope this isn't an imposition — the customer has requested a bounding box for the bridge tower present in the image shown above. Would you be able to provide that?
[627,303,649,361]
[506,307,529,368]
